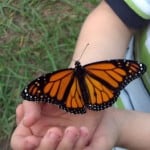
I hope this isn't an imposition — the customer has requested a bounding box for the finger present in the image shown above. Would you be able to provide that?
[11,123,40,150]
[23,101,41,127]
[56,126,80,150]
[37,128,62,150]
[11,135,40,150]
[74,127,89,150]
[16,104,24,125]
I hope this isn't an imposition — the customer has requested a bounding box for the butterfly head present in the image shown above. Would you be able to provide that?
[75,61,81,68]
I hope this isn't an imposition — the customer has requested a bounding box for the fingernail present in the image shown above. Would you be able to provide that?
[47,131,61,141]
[23,112,30,120]
[65,128,79,138]
[23,116,30,125]
[25,140,37,150]
[80,127,89,137]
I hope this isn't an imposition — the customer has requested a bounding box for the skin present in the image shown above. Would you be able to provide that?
[11,1,150,150]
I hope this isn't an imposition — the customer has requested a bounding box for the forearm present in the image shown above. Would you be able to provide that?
[70,0,133,67]
[117,110,150,150]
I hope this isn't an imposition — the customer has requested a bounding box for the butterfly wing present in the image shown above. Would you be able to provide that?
[21,69,86,114]
[21,59,146,114]
[59,75,86,114]
[84,59,146,111]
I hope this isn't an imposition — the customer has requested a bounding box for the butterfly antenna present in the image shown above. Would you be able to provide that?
[72,43,90,63]
[78,43,90,60]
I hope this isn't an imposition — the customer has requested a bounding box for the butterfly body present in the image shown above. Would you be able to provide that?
[74,61,89,103]
[21,59,146,114]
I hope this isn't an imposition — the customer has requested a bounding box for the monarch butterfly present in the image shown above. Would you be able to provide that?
[21,59,146,114]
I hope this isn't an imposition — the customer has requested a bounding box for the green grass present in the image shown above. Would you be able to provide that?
[0,0,99,148]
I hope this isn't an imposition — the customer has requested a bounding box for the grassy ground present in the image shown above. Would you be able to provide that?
[0,0,99,149]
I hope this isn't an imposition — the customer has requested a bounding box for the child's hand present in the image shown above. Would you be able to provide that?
[11,101,124,150]
[10,101,100,150]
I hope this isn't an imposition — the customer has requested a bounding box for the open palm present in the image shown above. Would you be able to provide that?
[11,101,123,150]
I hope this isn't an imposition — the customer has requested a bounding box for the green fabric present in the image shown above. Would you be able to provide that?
[135,28,150,93]
[124,0,150,19]
[115,97,125,109]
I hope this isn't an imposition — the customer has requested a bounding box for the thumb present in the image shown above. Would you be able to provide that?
[16,104,24,125]
[23,101,41,127]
